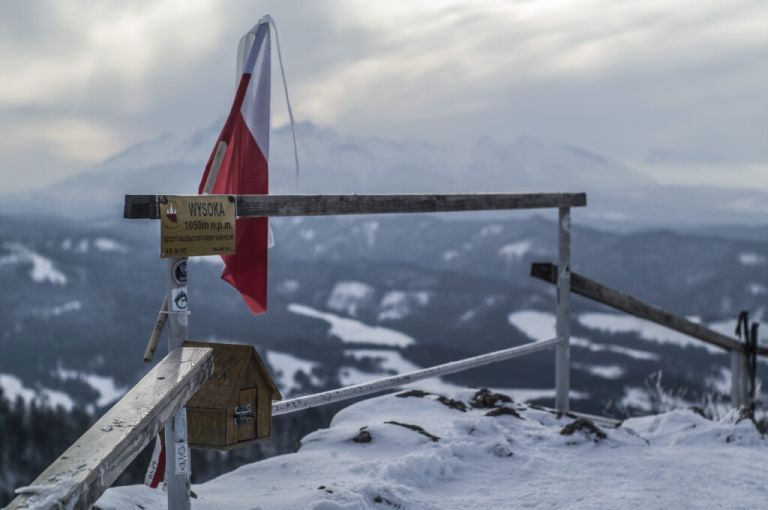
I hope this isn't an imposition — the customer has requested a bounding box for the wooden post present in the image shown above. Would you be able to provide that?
[144,296,168,362]
[730,350,748,408]
[165,257,191,509]
[555,207,571,413]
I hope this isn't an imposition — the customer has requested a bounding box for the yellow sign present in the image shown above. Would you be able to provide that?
[160,195,236,258]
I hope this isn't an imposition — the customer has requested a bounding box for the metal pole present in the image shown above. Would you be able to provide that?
[273,337,561,416]
[164,257,191,509]
[555,207,571,413]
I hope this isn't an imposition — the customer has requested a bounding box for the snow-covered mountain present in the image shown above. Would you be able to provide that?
[1,122,766,505]
[96,389,767,509]
[3,122,766,225]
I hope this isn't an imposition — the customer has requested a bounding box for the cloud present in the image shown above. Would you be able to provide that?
[0,0,766,193]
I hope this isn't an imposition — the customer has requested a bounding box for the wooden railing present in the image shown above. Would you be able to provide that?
[530,262,766,407]
[6,192,583,510]
[11,191,761,509]
[7,347,213,509]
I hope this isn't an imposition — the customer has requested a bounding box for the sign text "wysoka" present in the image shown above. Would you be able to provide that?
[160,195,236,258]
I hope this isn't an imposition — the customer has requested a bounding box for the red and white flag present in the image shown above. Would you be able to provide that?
[198,18,272,314]
[144,433,166,488]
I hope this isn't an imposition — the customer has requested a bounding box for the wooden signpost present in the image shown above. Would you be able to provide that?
[159,195,236,258]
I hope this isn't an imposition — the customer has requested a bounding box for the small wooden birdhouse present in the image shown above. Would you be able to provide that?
[183,341,282,450]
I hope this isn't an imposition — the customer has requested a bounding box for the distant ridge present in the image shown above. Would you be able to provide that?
[1,121,765,226]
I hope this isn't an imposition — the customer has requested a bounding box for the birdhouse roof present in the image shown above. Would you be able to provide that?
[184,340,282,401]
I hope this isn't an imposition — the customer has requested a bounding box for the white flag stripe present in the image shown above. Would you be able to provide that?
[240,22,271,160]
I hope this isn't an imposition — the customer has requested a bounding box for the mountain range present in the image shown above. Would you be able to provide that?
[2,121,766,227]
[0,121,766,503]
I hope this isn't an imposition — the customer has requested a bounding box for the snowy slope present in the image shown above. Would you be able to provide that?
[97,389,766,510]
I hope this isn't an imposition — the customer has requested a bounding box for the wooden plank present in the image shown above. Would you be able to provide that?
[7,347,214,510]
[530,263,765,356]
[124,193,587,219]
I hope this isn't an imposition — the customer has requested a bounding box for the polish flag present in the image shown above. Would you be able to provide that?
[198,19,272,314]
[144,433,165,488]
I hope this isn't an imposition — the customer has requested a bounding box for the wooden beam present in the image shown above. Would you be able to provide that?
[530,262,765,356]
[7,347,214,510]
[124,193,587,219]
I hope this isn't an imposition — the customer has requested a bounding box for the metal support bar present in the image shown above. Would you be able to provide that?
[555,207,571,413]
[165,258,191,510]
[273,337,561,416]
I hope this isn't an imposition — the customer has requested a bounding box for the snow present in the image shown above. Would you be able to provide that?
[0,373,74,410]
[478,224,503,237]
[277,279,301,295]
[579,312,723,354]
[354,221,379,247]
[378,291,430,321]
[0,243,67,285]
[93,237,128,253]
[748,283,767,295]
[705,367,732,396]
[575,363,625,379]
[339,349,588,401]
[267,351,321,396]
[569,337,659,361]
[338,349,461,394]
[327,281,375,316]
[738,252,767,266]
[98,390,767,510]
[510,310,659,360]
[33,300,82,319]
[289,304,416,347]
[497,240,531,260]
[55,367,125,407]
[442,250,460,262]
[345,349,421,374]
[507,310,560,343]
[619,387,690,413]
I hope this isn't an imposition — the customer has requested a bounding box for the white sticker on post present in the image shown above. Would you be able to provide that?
[171,287,188,312]
[174,442,190,475]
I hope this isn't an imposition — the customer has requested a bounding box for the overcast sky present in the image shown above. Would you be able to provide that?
[1,0,766,192]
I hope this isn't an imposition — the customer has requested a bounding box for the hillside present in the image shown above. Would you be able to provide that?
[96,388,767,509]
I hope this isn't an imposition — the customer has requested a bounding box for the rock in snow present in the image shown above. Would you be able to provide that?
[97,389,766,509]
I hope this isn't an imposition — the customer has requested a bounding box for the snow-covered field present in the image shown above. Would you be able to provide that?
[98,389,766,510]
[288,304,416,347]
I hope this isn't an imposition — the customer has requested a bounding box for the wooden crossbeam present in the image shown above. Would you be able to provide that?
[7,347,214,510]
[530,262,767,356]
[124,193,587,219]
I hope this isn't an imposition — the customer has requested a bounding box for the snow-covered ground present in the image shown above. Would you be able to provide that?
[288,304,415,347]
[508,310,659,361]
[0,373,74,410]
[98,388,766,510]
[0,242,67,285]
[267,350,322,396]
[578,313,723,354]
[55,367,125,407]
